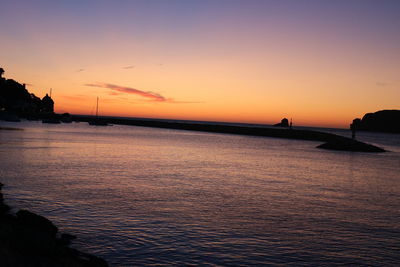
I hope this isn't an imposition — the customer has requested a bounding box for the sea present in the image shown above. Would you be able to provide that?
[0,120,399,266]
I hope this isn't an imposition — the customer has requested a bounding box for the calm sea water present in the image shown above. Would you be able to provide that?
[0,121,399,266]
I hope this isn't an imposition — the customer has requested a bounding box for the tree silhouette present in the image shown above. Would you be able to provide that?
[0,67,4,78]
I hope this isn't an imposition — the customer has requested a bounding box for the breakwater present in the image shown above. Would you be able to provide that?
[72,115,385,152]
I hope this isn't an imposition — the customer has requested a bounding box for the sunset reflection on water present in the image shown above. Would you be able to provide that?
[1,121,399,265]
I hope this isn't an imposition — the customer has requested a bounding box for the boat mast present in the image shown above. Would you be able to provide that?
[96,97,99,118]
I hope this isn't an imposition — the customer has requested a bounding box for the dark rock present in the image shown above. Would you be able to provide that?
[12,210,60,255]
[0,184,11,215]
[0,203,11,214]
[71,249,109,267]
[352,110,400,133]
[58,233,77,246]
[317,139,386,152]
[0,184,109,266]
[61,233,77,241]
[16,209,58,237]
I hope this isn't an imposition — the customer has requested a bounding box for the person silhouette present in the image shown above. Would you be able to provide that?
[350,118,361,139]
[350,123,356,139]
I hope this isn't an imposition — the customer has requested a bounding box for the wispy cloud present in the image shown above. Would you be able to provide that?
[59,94,89,101]
[76,69,85,72]
[108,91,121,96]
[85,82,168,102]
[376,81,390,87]
[165,100,205,104]
[84,82,204,104]
[123,65,135,69]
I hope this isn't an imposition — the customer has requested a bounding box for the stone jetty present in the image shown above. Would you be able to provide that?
[72,115,385,153]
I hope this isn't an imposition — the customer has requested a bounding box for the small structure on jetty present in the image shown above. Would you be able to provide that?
[274,118,289,127]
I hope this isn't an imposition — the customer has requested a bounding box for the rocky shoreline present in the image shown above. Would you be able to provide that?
[0,182,108,267]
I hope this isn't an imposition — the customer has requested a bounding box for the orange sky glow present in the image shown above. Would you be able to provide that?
[1,1,399,128]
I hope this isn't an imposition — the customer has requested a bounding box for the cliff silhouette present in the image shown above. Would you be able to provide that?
[352,110,400,133]
[0,67,55,120]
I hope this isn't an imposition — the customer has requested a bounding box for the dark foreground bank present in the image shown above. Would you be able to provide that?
[0,183,108,267]
[73,115,385,152]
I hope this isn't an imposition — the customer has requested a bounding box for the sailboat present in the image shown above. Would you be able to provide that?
[88,97,109,126]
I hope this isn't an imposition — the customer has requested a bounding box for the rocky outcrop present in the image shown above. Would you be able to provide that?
[0,182,108,267]
[352,110,400,133]
[317,138,385,152]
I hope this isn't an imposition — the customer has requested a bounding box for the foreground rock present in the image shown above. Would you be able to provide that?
[0,182,108,267]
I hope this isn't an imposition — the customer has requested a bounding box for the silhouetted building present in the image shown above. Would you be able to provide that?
[41,94,54,113]
[274,118,289,127]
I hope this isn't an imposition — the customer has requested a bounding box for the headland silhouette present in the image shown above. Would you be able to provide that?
[0,68,72,123]
[351,110,400,133]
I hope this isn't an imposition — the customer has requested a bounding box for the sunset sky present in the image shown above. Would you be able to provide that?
[1,0,399,128]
